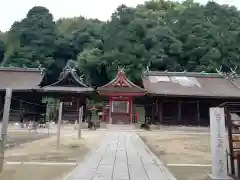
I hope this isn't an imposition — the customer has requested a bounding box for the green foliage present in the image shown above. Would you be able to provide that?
[3,6,57,68]
[0,34,5,62]
[2,1,240,85]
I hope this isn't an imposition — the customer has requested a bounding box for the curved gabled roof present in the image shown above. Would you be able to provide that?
[97,68,146,95]
[48,70,88,87]
[42,69,93,93]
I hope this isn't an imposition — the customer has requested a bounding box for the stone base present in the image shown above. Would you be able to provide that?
[134,123,141,129]
[150,124,160,130]
[207,174,233,180]
[100,122,107,129]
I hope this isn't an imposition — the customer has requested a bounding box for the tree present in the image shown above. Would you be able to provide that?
[4,6,58,68]
[2,0,240,85]
[0,41,4,63]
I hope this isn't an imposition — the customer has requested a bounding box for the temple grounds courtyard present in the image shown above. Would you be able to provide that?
[0,125,218,180]
[139,131,212,180]
[0,131,105,180]
[5,131,50,147]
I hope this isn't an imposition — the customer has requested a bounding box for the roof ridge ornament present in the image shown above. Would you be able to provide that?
[64,60,78,73]
[215,65,238,80]
[216,65,224,76]
[229,66,238,80]
[38,64,46,75]
[230,66,238,75]
[79,74,84,81]
[117,66,125,72]
[143,65,150,77]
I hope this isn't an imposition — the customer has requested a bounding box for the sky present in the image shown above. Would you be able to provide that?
[0,0,240,32]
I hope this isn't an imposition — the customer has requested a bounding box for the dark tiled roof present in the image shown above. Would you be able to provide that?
[0,67,45,90]
[42,70,94,93]
[41,86,93,93]
[142,71,240,98]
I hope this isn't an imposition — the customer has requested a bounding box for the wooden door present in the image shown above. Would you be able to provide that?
[111,99,130,124]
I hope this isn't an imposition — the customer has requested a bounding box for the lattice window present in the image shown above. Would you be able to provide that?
[112,101,129,113]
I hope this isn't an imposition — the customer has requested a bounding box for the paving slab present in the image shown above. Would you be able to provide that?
[63,131,177,180]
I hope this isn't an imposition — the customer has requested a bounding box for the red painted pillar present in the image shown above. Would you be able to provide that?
[109,97,112,124]
[129,98,133,124]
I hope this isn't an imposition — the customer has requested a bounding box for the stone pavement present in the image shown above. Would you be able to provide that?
[64,132,177,180]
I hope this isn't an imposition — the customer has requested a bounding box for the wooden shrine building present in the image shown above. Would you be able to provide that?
[0,66,93,123]
[142,71,240,126]
[0,67,48,122]
[41,67,93,122]
[97,68,146,124]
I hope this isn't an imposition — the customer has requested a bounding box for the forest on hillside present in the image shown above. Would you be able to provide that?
[0,0,240,87]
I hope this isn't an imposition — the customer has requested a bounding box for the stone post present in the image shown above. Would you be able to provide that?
[208,107,233,180]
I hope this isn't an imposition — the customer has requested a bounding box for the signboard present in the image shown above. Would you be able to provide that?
[209,107,231,179]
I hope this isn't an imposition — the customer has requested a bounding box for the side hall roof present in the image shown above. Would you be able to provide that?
[142,71,240,98]
[0,67,45,91]
[0,67,93,94]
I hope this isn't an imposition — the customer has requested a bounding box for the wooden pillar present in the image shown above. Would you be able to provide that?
[151,101,155,124]
[177,100,182,125]
[129,98,132,124]
[77,96,80,110]
[158,100,163,124]
[197,100,201,126]
[20,97,23,119]
[82,102,86,123]
[109,97,112,124]
[155,99,158,124]
[19,94,23,111]
[77,96,81,122]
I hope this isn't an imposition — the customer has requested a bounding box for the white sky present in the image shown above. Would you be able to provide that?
[0,0,240,32]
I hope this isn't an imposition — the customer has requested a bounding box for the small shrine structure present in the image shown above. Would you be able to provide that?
[97,68,146,124]
[42,66,93,122]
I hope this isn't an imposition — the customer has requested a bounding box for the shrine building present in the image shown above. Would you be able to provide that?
[97,68,146,124]
[142,70,240,126]
[0,67,93,123]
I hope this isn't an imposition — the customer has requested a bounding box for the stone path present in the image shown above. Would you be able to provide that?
[64,132,177,180]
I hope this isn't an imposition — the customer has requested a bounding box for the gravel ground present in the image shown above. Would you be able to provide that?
[0,131,105,180]
[5,132,50,148]
[139,131,212,180]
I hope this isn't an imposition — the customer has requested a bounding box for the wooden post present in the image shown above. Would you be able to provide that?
[151,100,155,124]
[129,99,132,124]
[197,100,201,126]
[76,97,80,111]
[78,106,83,139]
[0,88,12,173]
[158,100,163,124]
[109,98,112,124]
[82,102,86,123]
[177,100,182,125]
[56,102,63,149]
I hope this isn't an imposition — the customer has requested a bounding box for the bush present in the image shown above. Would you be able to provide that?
[140,123,150,131]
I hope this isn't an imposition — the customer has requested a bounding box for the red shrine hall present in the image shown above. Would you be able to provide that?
[97,68,146,124]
